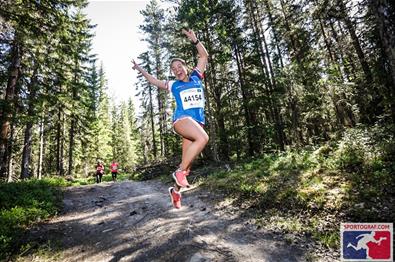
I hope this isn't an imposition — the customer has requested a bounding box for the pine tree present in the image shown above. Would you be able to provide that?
[111,102,137,170]
[66,9,95,177]
[95,65,113,165]
[139,0,170,158]
[135,51,159,161]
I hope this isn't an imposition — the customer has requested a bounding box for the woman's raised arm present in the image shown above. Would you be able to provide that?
[132,59,167,90]
[182,29,208,74]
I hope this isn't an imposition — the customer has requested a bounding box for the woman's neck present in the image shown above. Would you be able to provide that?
[180,75,189,82]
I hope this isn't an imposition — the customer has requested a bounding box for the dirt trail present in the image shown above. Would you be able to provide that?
[23,180,335,261]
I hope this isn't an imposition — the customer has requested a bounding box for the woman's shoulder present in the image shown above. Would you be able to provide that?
[166,80,177,91]
[191,68,204,79]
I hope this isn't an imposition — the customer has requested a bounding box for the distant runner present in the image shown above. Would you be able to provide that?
[96,161,104,183]
[132,28,209,209]
[110,160,119,182]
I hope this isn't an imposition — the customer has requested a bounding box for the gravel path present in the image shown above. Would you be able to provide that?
[21,180,337,261]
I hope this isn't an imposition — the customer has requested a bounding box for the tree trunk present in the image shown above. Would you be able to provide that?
[279,0,301,64]
[154,41,165,158]
[278,0,304,146]
[260,20,286,150]
[0,42,21,178]
[68,117,76,177]
[326,20,353,81]
[38,114,45,180]
[263,0,284,68]
[80,139,88,177]
[233,41,254,156]
[21,66,39,179]
[21,121,34,179]
[338,0,373,83]
[156,82,164,158]
[7,155,14,182]
[202,28,219,162]
[211,67,227,160]
[318,17,346,80]
[248,0,285,150]
[371,0,395,123]
[338,0,379,123]
[216,67,229,160]
[68,62,79,178]
[56,107,65,176]
[148,84,157,159]
[6,121,16,182]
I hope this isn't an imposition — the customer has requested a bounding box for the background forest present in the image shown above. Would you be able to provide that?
[1,0,394,186]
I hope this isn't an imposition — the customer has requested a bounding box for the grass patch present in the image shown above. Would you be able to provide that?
[312,229,339,249]
[100,173,133,182]
[15,240,63,262]
[0,178,65,260]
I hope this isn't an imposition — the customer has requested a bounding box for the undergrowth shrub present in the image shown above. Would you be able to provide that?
[0,179,63,260]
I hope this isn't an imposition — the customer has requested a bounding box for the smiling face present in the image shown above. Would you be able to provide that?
[171,59,188,82]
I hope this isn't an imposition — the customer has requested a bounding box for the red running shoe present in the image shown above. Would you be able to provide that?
[168,187,181,209]
[172,169,190,188]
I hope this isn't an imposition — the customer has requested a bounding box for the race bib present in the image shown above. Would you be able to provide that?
[180,88,204,110]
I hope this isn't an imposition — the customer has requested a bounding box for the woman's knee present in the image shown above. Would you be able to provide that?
[199,133,209,146]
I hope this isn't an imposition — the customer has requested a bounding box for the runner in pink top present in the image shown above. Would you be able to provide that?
[110,160,119,182]
[96,161,104,183]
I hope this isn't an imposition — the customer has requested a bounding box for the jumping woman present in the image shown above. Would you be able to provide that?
[132,29,209,209]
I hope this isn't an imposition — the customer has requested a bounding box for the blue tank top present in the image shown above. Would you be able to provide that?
[167,68,205,125]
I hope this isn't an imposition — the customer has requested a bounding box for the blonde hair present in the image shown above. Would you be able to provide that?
[170,58,187,67]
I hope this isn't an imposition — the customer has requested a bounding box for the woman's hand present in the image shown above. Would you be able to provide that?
[131,59,140,71]
[130,59,167,90]
[182,29,208,73]
[182,28,198,43]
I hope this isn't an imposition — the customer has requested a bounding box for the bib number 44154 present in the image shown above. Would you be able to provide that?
[180,88,204,110]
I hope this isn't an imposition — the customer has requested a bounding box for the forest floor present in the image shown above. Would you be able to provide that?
[16,179,339,262]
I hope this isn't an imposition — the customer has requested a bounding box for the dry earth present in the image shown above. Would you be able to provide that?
[18,180,338,262]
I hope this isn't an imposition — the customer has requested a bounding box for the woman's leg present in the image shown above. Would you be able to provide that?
[174,117,209,171]
[182,137,193,172]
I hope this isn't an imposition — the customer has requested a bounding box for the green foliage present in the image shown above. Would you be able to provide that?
[312,229,339,249]
[19,240,63,261]
[110,102,138,171]
[0,179,63,260]
[94,65,113,165]
[333,128,369,171]
[101,173,131,182]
